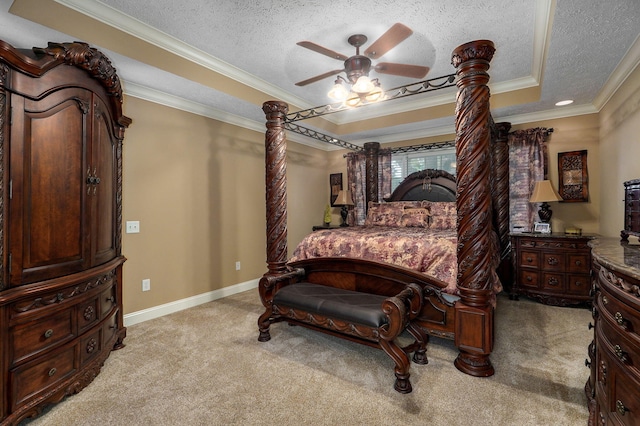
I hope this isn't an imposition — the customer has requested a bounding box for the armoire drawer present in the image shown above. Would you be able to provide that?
[100,285,118,318]
[10,344,77,410]
[10,308,74,365]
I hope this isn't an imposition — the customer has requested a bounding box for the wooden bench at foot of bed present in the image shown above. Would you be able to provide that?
[257,257,430,393]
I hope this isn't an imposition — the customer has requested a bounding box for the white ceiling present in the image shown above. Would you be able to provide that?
[1,0,639,148]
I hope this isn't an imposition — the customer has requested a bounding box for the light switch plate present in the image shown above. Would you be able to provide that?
[126,221,140,233]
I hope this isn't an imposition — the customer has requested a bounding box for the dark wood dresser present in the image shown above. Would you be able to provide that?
[510,232,594,306]
[0,41,130,424]
[587,238,640,425]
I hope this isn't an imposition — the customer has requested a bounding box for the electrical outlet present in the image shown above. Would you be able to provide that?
[235,261,241,271]
[126,221,140,233]
[142,278,150,291]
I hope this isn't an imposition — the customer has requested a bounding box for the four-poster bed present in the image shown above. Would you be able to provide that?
[258,40,510,381]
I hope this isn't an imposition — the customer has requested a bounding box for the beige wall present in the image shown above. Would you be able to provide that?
[121,96,327,314]
[599,63,640,237]
[509,114,601,234]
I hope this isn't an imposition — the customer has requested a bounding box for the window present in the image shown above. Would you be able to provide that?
[391,148,456,190]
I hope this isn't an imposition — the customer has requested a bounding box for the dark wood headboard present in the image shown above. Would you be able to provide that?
[385,169,456,202]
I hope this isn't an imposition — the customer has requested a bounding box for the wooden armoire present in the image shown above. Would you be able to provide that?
[0,40,130,424]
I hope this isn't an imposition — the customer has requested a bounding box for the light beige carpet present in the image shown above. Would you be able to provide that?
[23,290,592,426]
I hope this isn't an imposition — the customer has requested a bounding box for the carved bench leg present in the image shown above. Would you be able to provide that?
[379,339,412,393]
[257,309,272,342]
[407,322,429,365]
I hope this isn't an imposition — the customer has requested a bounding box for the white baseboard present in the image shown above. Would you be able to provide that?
[123,278,260,326]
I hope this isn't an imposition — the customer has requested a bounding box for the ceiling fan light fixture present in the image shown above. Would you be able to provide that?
[364,80,384,103]
[352,75,375,94]
[344,92,362,108]
[328,78,349,101]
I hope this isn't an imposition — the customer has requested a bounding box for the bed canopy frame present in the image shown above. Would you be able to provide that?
[262,40,510,376]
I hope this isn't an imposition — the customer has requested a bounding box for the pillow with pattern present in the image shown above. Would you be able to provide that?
[365,201,425,226]
[399,207,430,227]
[424,201,456,230]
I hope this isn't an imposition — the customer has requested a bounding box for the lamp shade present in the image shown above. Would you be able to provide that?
[334,190,354,206]
[529,180,562,203]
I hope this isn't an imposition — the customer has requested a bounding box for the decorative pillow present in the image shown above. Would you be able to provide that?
[364,202,403,226]
[424,201,457,230]
[364,201,425,226]
[399,207,430,227]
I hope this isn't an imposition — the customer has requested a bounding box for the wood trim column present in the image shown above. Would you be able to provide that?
[262,101,289,275]
[451,40,496,377]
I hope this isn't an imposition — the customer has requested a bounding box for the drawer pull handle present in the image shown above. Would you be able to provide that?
[48,368,57,377]
[614,312,627,328]
[575,260,582,266]
[575,281,583,286]
[616,400,628,416]
[614,345,628,363]
[44,329,54,339]
[548,277,559,286]
[526,276,532,282]
[547,257,559,266]
[602,295,608,305]
[106,296,115,303]
[588,322,594,330]
[526,256,533,263]
[584,358,591,368]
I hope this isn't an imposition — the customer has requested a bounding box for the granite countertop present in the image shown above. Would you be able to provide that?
[589,237,640,281]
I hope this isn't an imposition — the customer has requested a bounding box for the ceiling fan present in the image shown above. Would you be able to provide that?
[295,23,430,88]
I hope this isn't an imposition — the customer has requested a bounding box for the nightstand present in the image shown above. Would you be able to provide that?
[510,232,595,306]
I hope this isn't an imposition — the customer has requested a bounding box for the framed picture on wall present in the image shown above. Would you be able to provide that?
[558,150,588,202]
[330,173,342,206]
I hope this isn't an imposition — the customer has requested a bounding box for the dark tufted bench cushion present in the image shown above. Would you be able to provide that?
[273,282,388,328]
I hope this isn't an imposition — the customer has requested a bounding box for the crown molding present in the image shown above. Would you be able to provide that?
[55,0,315,112]
[593,33,640,110]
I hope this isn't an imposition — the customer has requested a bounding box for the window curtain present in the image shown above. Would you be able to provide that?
[346,148,392,225]
[508,128,551,231]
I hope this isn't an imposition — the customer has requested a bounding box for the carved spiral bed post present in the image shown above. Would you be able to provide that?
[258,101,289,341]
[492,122,512,286]
[263,101,289,275]
[451,40,496,377]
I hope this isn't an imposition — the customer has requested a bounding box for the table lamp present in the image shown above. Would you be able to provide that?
[529,180,562,223]
[334,190,354,227]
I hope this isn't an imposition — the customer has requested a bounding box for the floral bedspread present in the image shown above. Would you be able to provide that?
[289,226,459,293]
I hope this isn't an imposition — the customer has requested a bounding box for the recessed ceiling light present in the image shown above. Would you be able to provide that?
[555,100,574,106]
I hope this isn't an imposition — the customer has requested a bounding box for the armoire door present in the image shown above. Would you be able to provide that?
[8,88,92,286]
[90,94,119,266]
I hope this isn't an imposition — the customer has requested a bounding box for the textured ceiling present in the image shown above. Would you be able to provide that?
[2,0,640,148]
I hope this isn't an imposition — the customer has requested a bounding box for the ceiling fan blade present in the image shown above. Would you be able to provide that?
[295,69,344,86]
[364,23,413,59]
[297,41,349,61]
[374,63,430,79]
